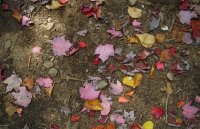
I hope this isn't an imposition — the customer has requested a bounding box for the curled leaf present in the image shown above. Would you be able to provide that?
[128,7,142,18]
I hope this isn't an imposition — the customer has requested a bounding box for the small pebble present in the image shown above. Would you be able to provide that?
[46,22,54,30]
[48,68,58,76]
[43,61,53,68]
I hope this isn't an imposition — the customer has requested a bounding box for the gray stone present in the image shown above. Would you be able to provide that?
[4,40,12,51]
[43,61,53,68]
[48,68,58,76]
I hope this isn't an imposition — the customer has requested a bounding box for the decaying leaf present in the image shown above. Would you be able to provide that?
[122,73,142,88]
[12,10,22,22]
[84,99,103,110]
[136,33,155,48]
[23,76,34,90]
[127,36,140,44]
[156,33,165,43]
[92,123,116,129]
[128,7,142,18]
[5,102,16,117]
[45,86,54,96]
[142,121,154,129]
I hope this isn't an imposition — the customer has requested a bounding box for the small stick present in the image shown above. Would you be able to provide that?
[66,75,86,82]
[0,124,9,127]
[169,16,175,32]
[28,54,32,68]
[167,123,181,128]
[165,94,170,124]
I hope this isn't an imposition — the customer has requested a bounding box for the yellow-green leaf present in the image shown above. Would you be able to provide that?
[142,121,154,129]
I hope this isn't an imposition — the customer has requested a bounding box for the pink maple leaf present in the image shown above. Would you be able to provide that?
[52,36,73,56]
[132,19,142,28]
[94,44,114,63]
[107,28,122,38]
[179,11,197,25]
[11,86,32,107]
[79,83,100,100]
[110,114,126,124]
[22,16,32,26]
[182,102,199,119]
[36,77,53,88]
[151,107,165,119]
[100,94,112,115]
[109,80,123,95]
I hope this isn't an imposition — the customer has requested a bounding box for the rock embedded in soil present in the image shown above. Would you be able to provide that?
[43,61,53,68]
[48,67,58,76]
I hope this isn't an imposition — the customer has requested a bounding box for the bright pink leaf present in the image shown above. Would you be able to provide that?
[182,102,199,119]
[68,47,80,55]
[52,36,72,56]
[94,44,114,63]
[109,80,123,95]
[36,77,53,88]
[179,11,197,25]
[191,19,200,38]
[107,28,122,38]
[79,83,100,100]
[81,5,101,19]
[79,41,87,48]
[151,107,165,119]
[22,16,32,26]
[195,95,200,103]
[170,61,184,75]
[11,86,32,107]
[132,19,142,28]
[156,61,164,70]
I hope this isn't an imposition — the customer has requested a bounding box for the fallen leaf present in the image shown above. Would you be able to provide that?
[150,16,160,30]
[52,36,73,56]
[182,102,199,119]
[23,76,34,90]
[128,7,142,18]
[166,81,173,94]
[77,30,88,37]
[151,107,165,119]
[79,41,87,48]
[94,44,114,63]
[156,33,165,43]
[110,80,123,95]
[191,19,200,38]
[12,10,22,22]
[84,99,103,110]
[48,0,64,10]
[177,100,185,107]
[36,77,53,88]
[11,86,32,107]
[50,124,60,129]
[127,36,140,44]
[100,94,112,115]
[149,65,155,79]
[131,123,142,129]
[167,72,174,81]
[122,73,142,88]
[118,96,129,103]
[182,32,193,44]
[136,33,155,48]
[156,61,164,70]
[195,95,200,103]
[126,90,135,96]
[79,83,100,100]
[32,46,42,55]
[142,121,154,129]
[45,86,54,96]
[0,66,4,82]
[5,102,16,117]
[59,0,68,4]
[71,115,81,123]
[81,5,101,19]
[16,108,23,114]
[107,28,122,38]
[179,11,197,25]
[92,123,116,129]
[179,0,189,10]
[3,73,22,93]
[110,114,126,124]
[22,16,32,26]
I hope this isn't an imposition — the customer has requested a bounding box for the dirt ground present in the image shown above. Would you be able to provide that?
[0,0,200,129]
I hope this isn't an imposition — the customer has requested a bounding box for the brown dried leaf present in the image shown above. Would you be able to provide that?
[23,76,34,90]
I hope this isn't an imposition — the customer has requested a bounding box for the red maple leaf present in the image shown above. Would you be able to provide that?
[191,19,200,38]
[151,107,165,119]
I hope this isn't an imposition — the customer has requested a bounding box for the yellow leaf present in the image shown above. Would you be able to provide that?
[45,86,54,96]
[149,65,155,79]
[127,36,139,44]
[84,99,103,111]
[48,0,64,10]
[122,73,142,88]
[142,121,154,129]
[23,76,34,90]
[127,7,142,18]
[136,33,155,48]
[5,102,16,117]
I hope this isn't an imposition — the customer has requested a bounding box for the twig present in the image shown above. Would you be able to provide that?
[66,75,86,82]
[167,123,181,128]
[28,54,32,68]
[0,124,9,127]
[169,16,175,32]
[165,94,170,124]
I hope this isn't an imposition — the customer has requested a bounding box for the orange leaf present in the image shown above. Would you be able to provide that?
[177,100,185,107]
[156,33,165,44]
[12,10,22,22]
[71,115,81,123]
[159,49,171,62]
[23,76,34,90]
[92,123,116,129]
[149,65,155,79]
[45,86,54,96]
[126,90,135,96]
[84,99,103,111]
[118,96,129,103]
